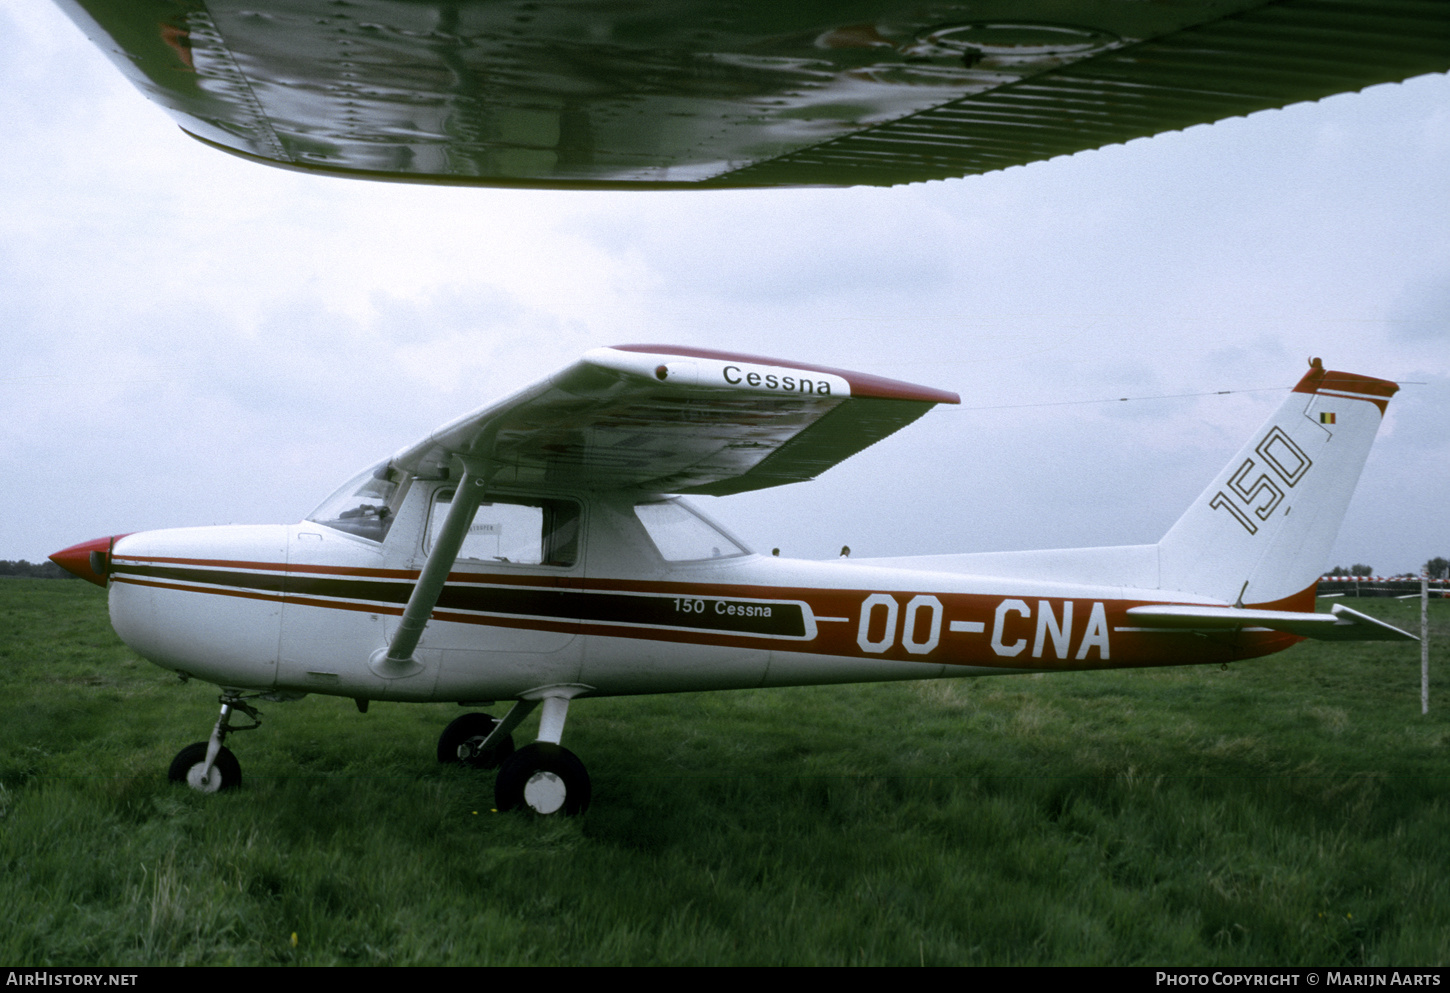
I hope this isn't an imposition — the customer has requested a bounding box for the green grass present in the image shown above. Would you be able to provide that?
[2,579,1448,965]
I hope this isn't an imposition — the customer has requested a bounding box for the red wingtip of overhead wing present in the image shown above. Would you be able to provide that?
[50,535,129,587]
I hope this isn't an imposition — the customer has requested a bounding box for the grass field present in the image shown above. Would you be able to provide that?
[2,579,1447,966]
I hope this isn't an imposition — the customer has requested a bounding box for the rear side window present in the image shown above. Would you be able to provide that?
[635,500,747,562]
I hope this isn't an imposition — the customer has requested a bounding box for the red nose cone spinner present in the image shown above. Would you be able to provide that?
[49,535,129,587]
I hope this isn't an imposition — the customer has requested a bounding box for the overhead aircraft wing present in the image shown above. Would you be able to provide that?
[388,345,959,496]
[53,0,1450,189]
[1126,603,1419,642]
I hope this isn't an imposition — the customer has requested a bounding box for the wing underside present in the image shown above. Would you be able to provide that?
[54,0,1450,189]
[389,345,959,496]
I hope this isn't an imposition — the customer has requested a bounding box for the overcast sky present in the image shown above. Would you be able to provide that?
[3,2,1447,577]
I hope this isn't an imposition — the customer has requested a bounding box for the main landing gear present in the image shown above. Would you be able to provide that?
[168,693,262,793]
[436,712,516,768]
[438,690,591,816]
[495,742,590,816]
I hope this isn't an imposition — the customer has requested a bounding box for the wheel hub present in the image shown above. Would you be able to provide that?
[186,763,225,793]
[523,771,568,814]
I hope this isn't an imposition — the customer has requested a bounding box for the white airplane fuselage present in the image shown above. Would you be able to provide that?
[101,485,1286,708]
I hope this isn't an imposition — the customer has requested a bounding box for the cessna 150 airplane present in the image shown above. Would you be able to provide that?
[52,345,1416,815]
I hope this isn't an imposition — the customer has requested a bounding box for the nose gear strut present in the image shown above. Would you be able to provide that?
[167,693,263,793]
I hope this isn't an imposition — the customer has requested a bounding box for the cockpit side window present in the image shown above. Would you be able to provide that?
[306,462,407,542]
[428,492,581,567]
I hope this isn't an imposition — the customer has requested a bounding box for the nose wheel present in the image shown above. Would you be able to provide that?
[168,742,242,792]
[168,693,261,793]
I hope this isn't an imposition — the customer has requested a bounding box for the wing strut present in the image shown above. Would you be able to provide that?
[371,466,486,675]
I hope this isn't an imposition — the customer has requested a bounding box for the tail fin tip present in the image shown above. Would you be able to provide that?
[1292,358,1399,415]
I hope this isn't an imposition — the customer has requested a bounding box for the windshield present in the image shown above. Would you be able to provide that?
[635,499,748,562]
[306,461,406,542]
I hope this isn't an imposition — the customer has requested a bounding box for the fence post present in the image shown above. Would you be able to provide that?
[1423,574,1430,716]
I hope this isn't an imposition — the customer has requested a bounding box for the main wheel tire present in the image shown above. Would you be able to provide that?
[494,743,590,816]
[167,742,242,793]
[437,712,515,769]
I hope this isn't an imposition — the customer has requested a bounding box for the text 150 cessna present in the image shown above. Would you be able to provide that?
[51,346,1416,815]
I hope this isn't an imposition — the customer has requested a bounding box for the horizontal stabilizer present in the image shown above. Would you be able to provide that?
[1126,603,1418,642]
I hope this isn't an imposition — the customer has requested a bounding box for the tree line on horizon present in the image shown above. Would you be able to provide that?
[1,560,75,579]
[1322,557,1449,580]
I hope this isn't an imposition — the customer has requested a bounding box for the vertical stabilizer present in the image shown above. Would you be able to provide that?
[1157,360,1397,607]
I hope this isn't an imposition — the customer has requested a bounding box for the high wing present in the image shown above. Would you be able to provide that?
[54,0,1450,189]
[388,345,959,496]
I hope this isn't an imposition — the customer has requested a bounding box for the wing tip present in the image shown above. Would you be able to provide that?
[607,344,960,405]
